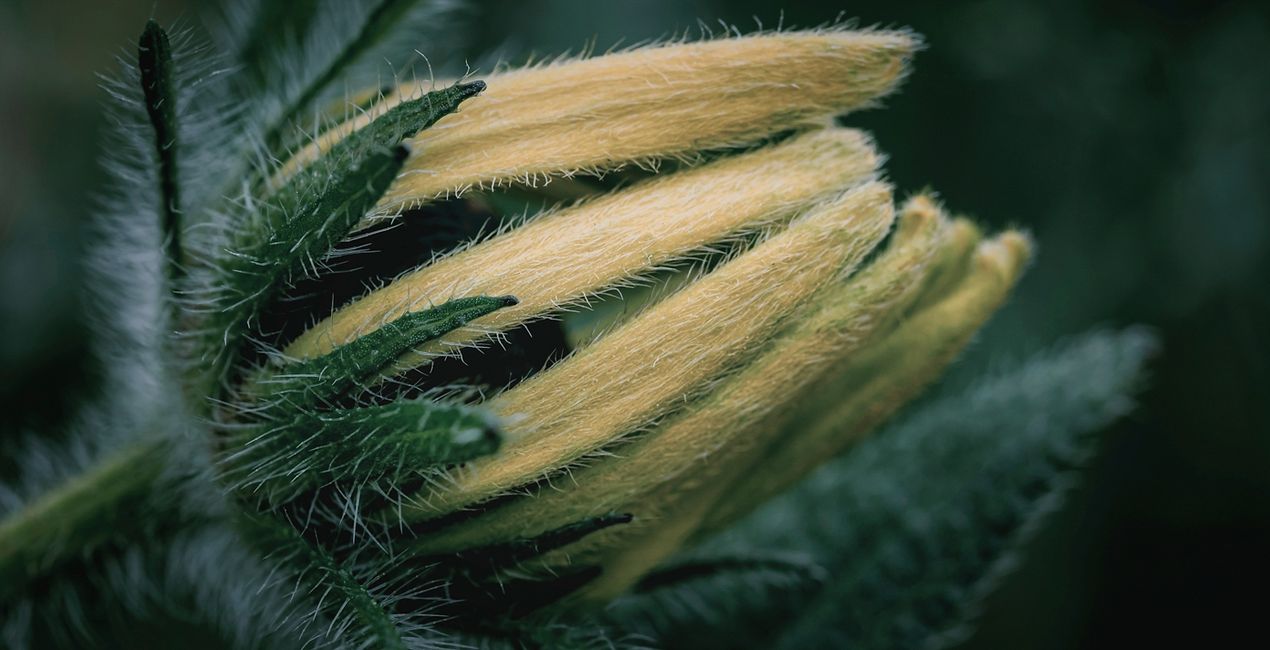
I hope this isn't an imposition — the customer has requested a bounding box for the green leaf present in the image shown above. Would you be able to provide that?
[660,328,1156,649]
[227,0,464,155]
[0,442,169,604]
[602,553,826,648]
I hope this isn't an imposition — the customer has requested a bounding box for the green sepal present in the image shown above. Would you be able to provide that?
[207,81,485,385]
[209,145,406,384]
[597,553,827,647]
[446,565,604,622]
[254,295,518,409]
[235,511,406,650]
[433,513,633,577]
[381,515,630,631]
[340,79,485,148]
[633,554,825,593]
[228,400,501,505]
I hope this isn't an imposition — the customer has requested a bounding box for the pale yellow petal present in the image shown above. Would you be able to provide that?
[287,128,879,370]
[696,229,1033,535]
[408,192,947,558]
[278,30,916,212]
[403,181,898,518]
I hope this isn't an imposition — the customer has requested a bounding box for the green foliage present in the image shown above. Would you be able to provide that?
[226,0,461,153]
[228,0,321,84]
[624,328,1155,649]
[0,443,168,603]
[3,3,556,649]
[236,511,406,649]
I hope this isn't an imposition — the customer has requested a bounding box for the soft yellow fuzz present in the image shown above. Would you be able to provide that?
[563,197,950,566]
[280,30,915,212]
[582,227,1031,602]
[404,197,1031,603]
[286,128,879,367]
[410,193,946,556]
[403,181,897,518]
[699,227,1032,535]
[910,215,982,311]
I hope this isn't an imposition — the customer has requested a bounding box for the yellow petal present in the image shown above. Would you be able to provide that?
[406,192,945,558]
[697,228,1032,535]
[404,181,898,519]
[287,128,879,371]
[279,30,916,212]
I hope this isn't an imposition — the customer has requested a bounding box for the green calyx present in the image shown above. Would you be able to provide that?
[203,81,486,388]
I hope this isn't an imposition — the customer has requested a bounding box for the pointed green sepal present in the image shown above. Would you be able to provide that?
[228,400,501,505]
[439,513,633,577]
[337,80,486,152]
[208,82,485,384]
[236,511,406,650]
[255,295,518,409]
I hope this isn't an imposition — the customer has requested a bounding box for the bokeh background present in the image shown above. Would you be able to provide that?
[2,0,1267,647]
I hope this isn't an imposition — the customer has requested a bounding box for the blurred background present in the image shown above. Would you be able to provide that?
[1,0,1266,647]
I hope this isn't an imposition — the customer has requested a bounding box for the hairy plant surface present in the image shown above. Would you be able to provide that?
[0,2,1153,648]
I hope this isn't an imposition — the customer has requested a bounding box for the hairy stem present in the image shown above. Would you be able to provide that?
[0,440,168,603]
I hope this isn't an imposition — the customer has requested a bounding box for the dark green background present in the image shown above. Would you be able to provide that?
[2,0,1267,647]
